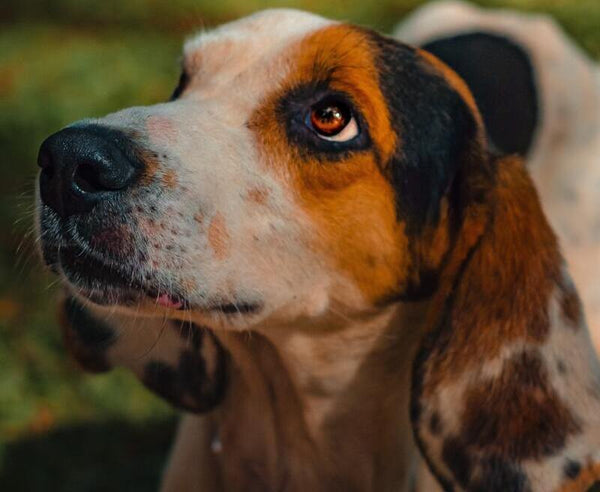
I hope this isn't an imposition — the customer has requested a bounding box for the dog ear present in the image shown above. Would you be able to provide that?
[59,296,229,413]
[422,32,539,157]
[410,155,600,491]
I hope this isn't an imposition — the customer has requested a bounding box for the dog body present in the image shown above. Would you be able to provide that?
[35,7,600,492]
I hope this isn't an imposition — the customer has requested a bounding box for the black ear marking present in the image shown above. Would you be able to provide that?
[422,32,538,157]
[142,324,229,413]
[366,31,479,234]
[63,296,116,348]
[60,296,116,373]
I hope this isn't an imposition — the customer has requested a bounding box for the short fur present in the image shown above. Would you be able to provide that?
[36,7,600,491]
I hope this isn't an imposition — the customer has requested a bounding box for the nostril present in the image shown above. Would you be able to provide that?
[73,161,103,194]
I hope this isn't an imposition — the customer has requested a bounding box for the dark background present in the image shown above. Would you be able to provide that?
[1,0,599,490]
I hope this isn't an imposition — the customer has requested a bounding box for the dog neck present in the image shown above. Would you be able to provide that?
[210,300,429,491]
[412,156,600,491]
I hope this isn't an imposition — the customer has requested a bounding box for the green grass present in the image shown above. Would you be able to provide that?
[1,0,599,490]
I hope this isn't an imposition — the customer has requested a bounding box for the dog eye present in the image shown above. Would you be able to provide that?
[307,98,358,142]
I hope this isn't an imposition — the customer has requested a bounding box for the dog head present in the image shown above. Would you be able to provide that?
[36,9,489,331]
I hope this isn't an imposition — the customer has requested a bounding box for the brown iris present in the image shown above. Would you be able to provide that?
[309,100,351,136]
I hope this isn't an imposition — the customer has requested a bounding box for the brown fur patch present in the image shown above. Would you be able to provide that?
[161,169,178,189]
[245,186,270,206]
[208,212,230,260]
[249,25,429,303]
[422,157,562,394]
[461,350,579,460]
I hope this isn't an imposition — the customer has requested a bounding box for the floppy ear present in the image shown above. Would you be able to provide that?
[58,295,229,413]
[410,154,600,491]
[422,32,538,157]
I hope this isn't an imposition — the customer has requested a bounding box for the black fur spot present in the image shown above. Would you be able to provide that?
[588,482,600,492]
[429,411,443,436]
[142,329,228,413]
[564,459,581,480]
[557,359,567,375]
[422,32,538,157]
[367,32,478,234]
[64,296,115,348]
[442,437,471,487]
[471,456,528,492]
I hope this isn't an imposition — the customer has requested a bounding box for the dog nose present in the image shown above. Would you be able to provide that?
[38,125,142,218]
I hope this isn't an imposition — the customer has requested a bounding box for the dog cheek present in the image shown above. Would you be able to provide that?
[146,115,178,147]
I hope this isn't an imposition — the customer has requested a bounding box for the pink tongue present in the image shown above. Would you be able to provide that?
[156,293,183,309]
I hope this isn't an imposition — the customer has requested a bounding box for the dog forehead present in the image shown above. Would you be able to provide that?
[183,9,334,76]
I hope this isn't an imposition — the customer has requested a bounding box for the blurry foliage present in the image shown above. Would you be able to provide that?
[0,0,598,490]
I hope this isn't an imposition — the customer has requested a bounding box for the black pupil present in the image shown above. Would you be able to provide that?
[312,100,350,136]
[319,106,342,122]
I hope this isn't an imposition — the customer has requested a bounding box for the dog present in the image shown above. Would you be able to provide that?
[35,6,600,492]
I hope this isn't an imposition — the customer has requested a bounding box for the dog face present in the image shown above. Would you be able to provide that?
[36,9,484,331]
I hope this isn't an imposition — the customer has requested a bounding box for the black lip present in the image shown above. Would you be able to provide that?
[55,247,188,310]
[211,302,261,315]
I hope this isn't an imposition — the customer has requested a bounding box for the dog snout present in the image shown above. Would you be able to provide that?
[37,125,143,218]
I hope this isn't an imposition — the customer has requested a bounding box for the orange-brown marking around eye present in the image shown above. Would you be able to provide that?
[249,25,411,303]
[208,212,230,260]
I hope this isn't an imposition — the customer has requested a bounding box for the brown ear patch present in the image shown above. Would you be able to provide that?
[461,350,579,461]
[419,158,561,394]
[433,350,579,491]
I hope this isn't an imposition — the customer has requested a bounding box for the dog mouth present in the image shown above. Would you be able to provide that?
[38,207,262,317]
[54,246,190,310]
[47,246,262,317]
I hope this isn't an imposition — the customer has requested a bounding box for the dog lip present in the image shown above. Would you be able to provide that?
[55,248,190,310]
[209,302,261,315]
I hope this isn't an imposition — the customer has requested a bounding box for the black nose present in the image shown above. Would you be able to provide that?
[38,125,142,218]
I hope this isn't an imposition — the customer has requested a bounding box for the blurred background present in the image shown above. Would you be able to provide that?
[1,0,599,490]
